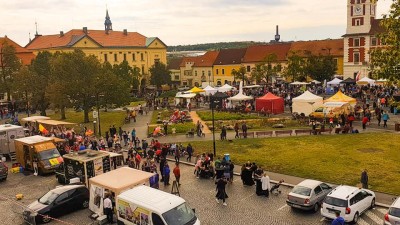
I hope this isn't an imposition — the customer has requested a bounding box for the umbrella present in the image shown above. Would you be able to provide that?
[188,86,205,93]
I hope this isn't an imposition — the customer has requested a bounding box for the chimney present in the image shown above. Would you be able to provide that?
[274,25,280,42]
[123,29,128,35]
[60,31,64,37]
[83,27,88,34]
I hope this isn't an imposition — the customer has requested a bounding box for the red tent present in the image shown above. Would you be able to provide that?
[255,92,285,114]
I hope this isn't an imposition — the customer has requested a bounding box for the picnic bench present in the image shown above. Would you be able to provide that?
[255,131,273,137]
[239,132,255,138]
[317,128,333,135]
[294,129,312,136]
[275,130,293,137]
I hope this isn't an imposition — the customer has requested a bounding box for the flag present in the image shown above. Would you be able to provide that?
[355,71,361,81]
[38,124,48,134]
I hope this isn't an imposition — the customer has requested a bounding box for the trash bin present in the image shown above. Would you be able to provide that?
[224,154,230,162]
[395,123,400,131]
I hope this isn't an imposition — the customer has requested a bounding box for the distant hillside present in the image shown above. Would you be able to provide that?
[167,41,268,52]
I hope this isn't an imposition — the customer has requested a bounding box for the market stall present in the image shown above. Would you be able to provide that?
[88,167,154,216]
[255,92,284,114]
[357,77,376,85]
[324,90,357,106]
[174,92,196,106]
[217,84,234,92]
[203,85,218,96]
[292,91,324,116]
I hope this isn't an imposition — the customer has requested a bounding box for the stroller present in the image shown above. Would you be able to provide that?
[270,179,284,196]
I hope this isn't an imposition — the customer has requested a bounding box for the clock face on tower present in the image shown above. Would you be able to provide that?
[354,5,362,15]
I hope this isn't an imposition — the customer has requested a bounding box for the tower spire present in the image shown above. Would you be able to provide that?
[104,8,113,33]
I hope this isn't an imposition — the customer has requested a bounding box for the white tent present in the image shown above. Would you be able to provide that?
[228,81,253,102]
[218,84,234,92]
[292,91,324,115]
[243,85,261,89]
[203,85,218,96]
[175,92,196,105]
[311,80,321,84]
[290,81,309,85]
[357,77,375,85]
[327,78,343,85]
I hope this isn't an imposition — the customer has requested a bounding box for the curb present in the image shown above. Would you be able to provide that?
[167,158,390,208]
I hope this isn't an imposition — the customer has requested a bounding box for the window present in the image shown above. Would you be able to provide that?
[247,66,251,72]
[333,58,338,66]
[314,186,323,195]
[208,71,211,76]
[216,69,219,75]
[371,37,377,46]
[195,71,197,76]
[354,38,360,47]
[132,53,136,61]
[154,59,160,65]
[104,54,108,62]
[55,192,69,203]
[354,52,360,63]
[356,0,361,3]
[217,80,222,86]
[182,81,188,86]
[174,75,179,80]
[350,192,364,206]
[151,213,165,225]
[320,183,331,190]
[141,53,144,61]
[114,54,118,62]
[141,65,145,74]
[222,69,225,75]
[202,70,205,76]
[355,19,361,26]
[123,54,127,62]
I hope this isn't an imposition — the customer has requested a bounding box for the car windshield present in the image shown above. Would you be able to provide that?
[292,186,311,196]
[38,191,59,205]
[389,207,400,217]
[162,203,196,225]
[38,148,60,160]
[324,196,348,207]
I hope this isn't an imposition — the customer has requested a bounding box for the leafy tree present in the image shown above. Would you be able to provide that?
[0,41,21,101]
[149,62,171,88]
[305,54,337,82]
[250,54,282,84]
[231,66,247,84]
[283,51,306,82]
[12,66,38,110]
[370,1,400,80]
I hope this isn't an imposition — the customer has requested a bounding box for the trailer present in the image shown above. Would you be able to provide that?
[0,124,28,161]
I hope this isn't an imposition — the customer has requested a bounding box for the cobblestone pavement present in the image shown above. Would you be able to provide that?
[0,162,387,225]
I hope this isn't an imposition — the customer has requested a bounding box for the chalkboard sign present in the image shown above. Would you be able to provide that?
[64,158,84,181]
[102,156,111,173]
[86,161,94,179]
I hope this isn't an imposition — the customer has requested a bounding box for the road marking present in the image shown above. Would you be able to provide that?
[356,217,370,225]
[365,210,384,224]
[375,207,387,214]
[278,204,287,211]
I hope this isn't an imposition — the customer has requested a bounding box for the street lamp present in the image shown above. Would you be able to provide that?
[210,96,220,157]
[208,73,211,85]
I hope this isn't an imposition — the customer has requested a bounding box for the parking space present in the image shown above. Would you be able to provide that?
[0,162,387,225]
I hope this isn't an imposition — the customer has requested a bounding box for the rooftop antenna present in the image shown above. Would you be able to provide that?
[29,32,31,42]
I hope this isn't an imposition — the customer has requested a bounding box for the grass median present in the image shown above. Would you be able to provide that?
[186,133,400,195]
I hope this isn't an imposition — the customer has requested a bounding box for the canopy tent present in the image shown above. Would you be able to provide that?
[357,77,375,85]
[340,77,356,85]
[311,80,321,84]
[188,86,205,93]
[324,90,357,106]
[89,167,154,216]
[203,85,218,96]
[227,81,253,102]
[324,102,349,108]
[36,119,76,126]
[175,92,196,99]
[376,78,388,83]
[290,81,309,85]
[255,92,284,114]
[292,91,324,115]
[327,78,343,85]
[243,85,261,89]
[217,84,234,92]
[21,116,50,123]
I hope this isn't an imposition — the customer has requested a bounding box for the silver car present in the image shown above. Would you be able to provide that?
[384,197,400,225]
[286,179,332,212]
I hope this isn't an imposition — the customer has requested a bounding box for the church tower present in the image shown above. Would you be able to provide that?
[104,9,113,33]
[343,0,379,79]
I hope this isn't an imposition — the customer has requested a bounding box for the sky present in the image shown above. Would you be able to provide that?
[0,0,393,47]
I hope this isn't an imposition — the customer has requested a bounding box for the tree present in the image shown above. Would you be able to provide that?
[250,54,282,84]
[0,41,21,101]
[231,66,247,84]
[12,66,38,113]
[283,51,306,82]
[305,54,337,82]
[149,62,171,88]
[370,1,400,80]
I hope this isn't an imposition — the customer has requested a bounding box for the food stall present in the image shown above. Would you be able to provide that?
[88,167,154,217]
[100,150,124,170]
[56,149,111,185]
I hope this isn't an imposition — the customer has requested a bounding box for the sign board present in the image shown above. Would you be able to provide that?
[93,111,98,119]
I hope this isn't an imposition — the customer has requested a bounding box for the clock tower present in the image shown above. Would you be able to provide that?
[343,0,379,79]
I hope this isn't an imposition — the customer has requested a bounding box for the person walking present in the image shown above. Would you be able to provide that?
[362,115,369,130]
[103,194,113,224]
[220,126,227,140]
[174,145,180,163]
[234,123,239,138]
[376,107,382,126]
[186,143,193,162]
[173,163,181,185]
[215,175,228,206]
[163,162,171,186]
[331,211,345,225]
[131,128,136,144]
[241,122,248,138]
[361,169,369,189]
[382,111,390,128]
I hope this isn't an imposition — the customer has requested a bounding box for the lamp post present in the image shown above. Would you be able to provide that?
[208,73,211,85]
[210,96,220,157]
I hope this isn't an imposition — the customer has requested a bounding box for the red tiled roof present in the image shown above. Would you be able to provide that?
[168,58,183,70]
[243,43,292,63]
[289,39,344,57]
[179,56,199,67]
[369,19,385,34]
[0,37,35,65]
[26,29,147,50]
[194,51,219,67]
[213,48,247,65]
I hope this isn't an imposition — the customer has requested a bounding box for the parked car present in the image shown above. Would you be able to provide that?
[384,197,400,225]
[286,179,332,212]
[0,161,8,181]
[321,185,375,223]
[23,184,89,224]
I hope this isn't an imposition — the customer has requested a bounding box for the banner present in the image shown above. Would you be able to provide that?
[94,158,103,176]
[89,184,104,215]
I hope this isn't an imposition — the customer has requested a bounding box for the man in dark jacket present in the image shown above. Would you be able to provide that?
[361,169,368,189]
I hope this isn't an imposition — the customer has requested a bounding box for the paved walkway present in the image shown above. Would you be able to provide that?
[121,108,397,207]
[189,111,211,134]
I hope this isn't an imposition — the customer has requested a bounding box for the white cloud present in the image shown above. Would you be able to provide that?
[0,0,393,46]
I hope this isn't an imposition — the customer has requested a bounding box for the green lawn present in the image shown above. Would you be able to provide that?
[149,109,195,134]
[48,109,126,136]
[186,133,400,194]
[197,111,264,121]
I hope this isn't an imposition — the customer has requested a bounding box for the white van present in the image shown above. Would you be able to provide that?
[117,185,200,225]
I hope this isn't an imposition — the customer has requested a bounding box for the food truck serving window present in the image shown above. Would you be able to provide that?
[162,203,196,225]
[38,148,60,160]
